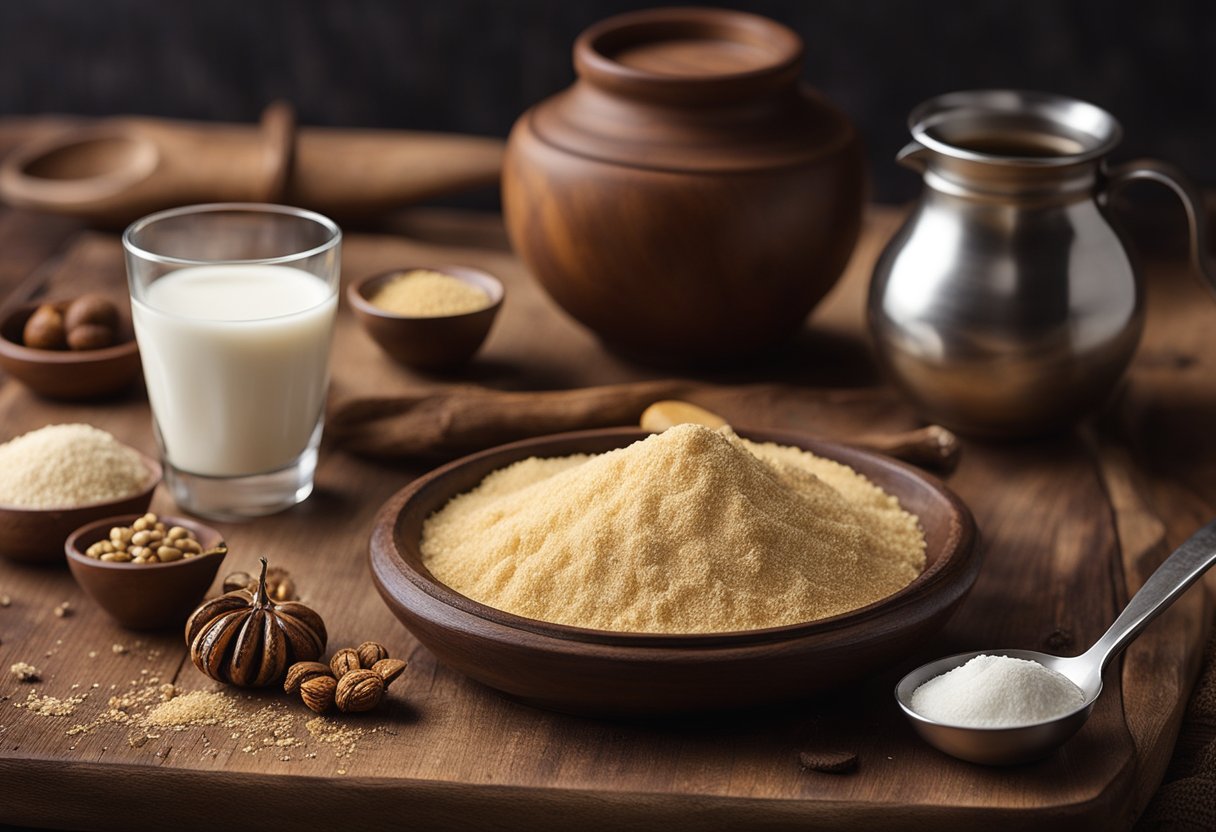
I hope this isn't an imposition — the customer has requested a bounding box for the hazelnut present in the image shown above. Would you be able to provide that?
[67,323,116,351]
[64,294,119,331]
[22,304,67,350]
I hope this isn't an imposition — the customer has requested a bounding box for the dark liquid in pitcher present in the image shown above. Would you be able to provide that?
[953,132,1086,158]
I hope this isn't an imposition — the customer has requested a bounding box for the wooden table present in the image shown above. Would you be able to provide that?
[0,201,1213,831]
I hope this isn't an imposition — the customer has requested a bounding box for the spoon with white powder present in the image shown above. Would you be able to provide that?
[895,517,1216,765]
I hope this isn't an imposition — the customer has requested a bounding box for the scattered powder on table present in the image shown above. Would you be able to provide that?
[910,654,1086,728]
[14,690,87,717]
[145,690,239,727]
[421,424,926,634]
[368,269,491,317]
[0,423,148,508]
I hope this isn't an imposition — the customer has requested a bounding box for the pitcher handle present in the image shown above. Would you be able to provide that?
[1104,158,1216,301]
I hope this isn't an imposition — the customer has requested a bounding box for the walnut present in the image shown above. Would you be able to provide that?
[334,669,384,713]
[371,658,407,685]
[329,648,361,679]
[284,661,333,695]
[355,641,389,669]
[300,675,337,714]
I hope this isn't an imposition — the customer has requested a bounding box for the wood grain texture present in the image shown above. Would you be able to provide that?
[0,205,1211,830]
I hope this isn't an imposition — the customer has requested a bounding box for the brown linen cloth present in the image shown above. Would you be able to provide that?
[326,381,911,460]
[1137,627,1216,831]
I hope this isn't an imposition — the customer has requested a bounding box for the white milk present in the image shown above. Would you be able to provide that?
[132,265,337,477]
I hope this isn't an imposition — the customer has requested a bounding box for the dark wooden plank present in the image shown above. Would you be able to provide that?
[0,206,1210,830]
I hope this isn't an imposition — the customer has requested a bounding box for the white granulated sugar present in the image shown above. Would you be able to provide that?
[0,423,148,508]
[910,654,1086,728]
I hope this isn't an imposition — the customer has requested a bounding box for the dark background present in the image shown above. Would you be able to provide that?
[1,0,1213,203]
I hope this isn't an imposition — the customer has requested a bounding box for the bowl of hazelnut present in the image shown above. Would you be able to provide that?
[0,293,141,400]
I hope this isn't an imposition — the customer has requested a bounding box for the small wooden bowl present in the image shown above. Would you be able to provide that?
[347,266,503,371]
[66,514,226,630]
[370,428,980,717]
[0,303,142,400]
[0,452,161,565]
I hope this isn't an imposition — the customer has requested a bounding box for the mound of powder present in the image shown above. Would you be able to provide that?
[910,654,1086,728]
[0,423,148,508]
[421,424,925,634]
[369,269,491,317]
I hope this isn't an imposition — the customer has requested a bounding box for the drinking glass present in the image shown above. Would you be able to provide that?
[123,203,342,520]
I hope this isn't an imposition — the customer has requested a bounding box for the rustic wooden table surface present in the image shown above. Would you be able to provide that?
[0,194,1214,831]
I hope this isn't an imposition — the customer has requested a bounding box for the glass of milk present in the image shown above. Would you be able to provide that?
[123,203,341,520]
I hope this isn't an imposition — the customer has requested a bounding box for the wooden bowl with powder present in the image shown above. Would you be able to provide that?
[369,427,980,717]
[347,266,503,371]
[0,424,162,565]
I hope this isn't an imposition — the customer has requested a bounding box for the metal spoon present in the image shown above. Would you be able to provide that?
[895,517,1216,765]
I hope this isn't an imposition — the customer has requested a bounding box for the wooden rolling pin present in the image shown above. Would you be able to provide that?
[0,103,503,227]
[328,382,961,471]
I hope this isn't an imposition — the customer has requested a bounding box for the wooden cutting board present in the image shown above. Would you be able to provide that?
[0,204,1212,831]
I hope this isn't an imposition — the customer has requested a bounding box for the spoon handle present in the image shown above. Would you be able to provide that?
[1085,518,1216,672]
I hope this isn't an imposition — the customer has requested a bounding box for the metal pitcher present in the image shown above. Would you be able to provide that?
[868,90,1216,437]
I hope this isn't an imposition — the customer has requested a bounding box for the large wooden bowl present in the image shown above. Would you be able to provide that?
[370,428,979,717]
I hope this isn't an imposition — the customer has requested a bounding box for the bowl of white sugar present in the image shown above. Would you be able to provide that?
[0,423,161,565]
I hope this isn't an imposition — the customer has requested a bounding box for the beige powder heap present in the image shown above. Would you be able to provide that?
[421,424,925,634]
[0,423,148,508]
[369,269,491,317]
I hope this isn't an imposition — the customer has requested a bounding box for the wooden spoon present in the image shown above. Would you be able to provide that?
[0,103,503,227]
[640,400,961,471]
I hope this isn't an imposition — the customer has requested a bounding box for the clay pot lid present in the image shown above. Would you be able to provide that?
[527,7,857,173]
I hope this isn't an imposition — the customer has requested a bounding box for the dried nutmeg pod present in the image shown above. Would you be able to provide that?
[330,648,362,679]
[356,641,389,668]
[283,661,333,695]
[335,668,385,713]
[185,558,328,688]
[300,675,338,713]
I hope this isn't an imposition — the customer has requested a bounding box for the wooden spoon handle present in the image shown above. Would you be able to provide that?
[640,399,960,471]
[330,386,960,472]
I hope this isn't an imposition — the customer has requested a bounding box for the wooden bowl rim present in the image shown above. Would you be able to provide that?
[347,266,504,322]
[64,513,224,571]
[0,302,139,365]
[373,426,979,649]
[0,450,162,513]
